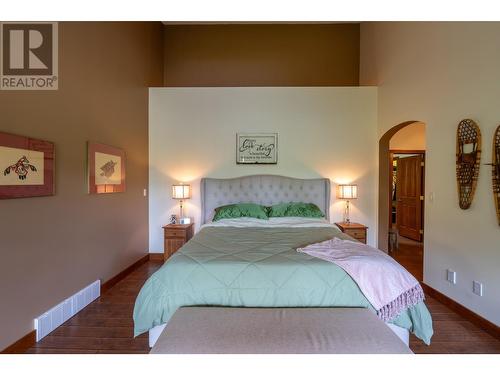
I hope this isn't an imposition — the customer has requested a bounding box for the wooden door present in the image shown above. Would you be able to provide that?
[396,154,424,241]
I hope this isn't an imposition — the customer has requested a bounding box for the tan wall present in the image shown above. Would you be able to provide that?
[163,24,360,86]
[360,22,500,326]
[390,122,426,150]
[0,22,164,350]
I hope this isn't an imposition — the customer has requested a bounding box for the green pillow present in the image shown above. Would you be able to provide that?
[267,202,325,218]
[213,203,269,221]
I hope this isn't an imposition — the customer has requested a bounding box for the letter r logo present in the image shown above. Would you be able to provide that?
[9,29,48,70]
[2,23,53,75]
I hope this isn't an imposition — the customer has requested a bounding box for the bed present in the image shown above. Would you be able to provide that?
[133,175,433,348]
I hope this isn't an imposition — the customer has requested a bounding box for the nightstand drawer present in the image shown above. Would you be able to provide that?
[163,223,194,261]
[344,229,366,239]
[335,222,368,245]
[165,230,187,238]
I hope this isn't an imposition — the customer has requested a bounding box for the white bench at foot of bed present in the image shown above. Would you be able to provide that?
[148,307,412,354]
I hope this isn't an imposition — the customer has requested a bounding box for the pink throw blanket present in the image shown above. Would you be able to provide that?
[297,237,424,322]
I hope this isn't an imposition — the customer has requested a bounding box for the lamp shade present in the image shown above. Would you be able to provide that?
[172,184,191,199]
[338,184,358,200]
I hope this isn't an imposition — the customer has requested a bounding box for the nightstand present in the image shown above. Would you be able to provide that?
[163,223,194,260]
[335,222,368,244]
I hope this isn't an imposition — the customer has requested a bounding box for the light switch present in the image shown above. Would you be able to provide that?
[143,189,147,197]
[447,269,456,284]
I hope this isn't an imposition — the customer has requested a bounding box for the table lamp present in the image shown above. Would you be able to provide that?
[172,183,191,221]
[337,184,358,224]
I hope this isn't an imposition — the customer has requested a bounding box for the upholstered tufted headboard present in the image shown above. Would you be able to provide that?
[200,175,331,224]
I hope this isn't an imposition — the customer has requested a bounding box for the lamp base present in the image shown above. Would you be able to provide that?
[343,200,351,224]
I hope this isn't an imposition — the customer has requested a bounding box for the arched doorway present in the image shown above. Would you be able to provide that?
[379,121,426,280]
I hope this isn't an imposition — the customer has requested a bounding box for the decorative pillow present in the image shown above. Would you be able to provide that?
[213,203,269,221]
[267,202,325,218]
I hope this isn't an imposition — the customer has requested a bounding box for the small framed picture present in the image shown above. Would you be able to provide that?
[0,131,55,199]
[87,142,126,194]
[236,133,278,164]
[180,217,191,224]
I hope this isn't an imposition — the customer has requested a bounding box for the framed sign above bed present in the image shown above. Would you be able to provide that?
[236,133,277,164]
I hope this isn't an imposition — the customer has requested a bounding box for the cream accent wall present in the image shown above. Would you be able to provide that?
[390,122,426,150]
[149,87,378,252]
[360,22,500,326]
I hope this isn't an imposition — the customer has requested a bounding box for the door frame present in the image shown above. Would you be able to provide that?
[388,149,426,241]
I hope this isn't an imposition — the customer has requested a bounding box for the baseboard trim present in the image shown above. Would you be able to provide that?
[422,283,500,340]
[101,254,150,293]
[149,253,164,262]
[0,330,36,354]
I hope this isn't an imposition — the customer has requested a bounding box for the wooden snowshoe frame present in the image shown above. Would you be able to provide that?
[456,119,481,210]
[492,125,500,225]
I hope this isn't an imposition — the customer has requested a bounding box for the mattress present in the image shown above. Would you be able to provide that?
[133,219,433,344]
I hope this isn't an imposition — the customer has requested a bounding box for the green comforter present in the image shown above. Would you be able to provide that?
[133,226,433,344]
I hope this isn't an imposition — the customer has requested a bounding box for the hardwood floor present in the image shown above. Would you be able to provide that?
[26,245,500,354]
[26,260,162,354]
[391,235,424,282]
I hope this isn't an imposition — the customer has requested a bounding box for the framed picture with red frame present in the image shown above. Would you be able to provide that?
[0,131,55,199]
[87,142,126,194]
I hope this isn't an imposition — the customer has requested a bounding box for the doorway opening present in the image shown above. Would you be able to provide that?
[390,151,425,242]
[379,121,426,281]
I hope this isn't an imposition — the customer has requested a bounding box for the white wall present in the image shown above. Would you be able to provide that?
[390,122,426,150]
[149,87,378,252]
[361,22,500,326]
